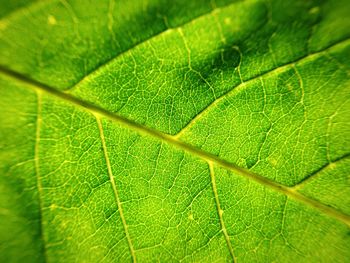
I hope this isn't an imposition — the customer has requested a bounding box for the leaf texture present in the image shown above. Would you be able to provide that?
[0,0,349,262]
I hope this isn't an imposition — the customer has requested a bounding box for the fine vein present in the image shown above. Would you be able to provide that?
[1,0,241,92]
[95,116,136,262]
[0,39,350,227]
[64,1,242,90]
[34,91,48,262]
[208,162,236,262]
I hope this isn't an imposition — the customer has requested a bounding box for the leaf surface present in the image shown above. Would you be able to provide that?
[0,0,349,262]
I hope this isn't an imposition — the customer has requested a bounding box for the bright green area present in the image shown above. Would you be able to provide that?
[0,0,349,262]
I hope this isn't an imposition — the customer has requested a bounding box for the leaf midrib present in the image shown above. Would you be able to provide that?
[1,38,349,227]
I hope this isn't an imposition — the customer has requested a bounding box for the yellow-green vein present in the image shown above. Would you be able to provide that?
[0,39,350,226]
[208,161,236,262]
[95,116,136,263]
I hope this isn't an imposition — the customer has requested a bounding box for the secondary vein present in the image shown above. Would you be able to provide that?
[208,162,236,262]
[174,38,350,138]
[95,116,136,263]
[34,91,48,262]
[291,153,350,190]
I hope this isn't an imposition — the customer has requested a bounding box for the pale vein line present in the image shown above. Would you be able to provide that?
[174,38,350,138]
[34,91,48,262]
[1,39,350,226]
[107,0,119,49]
[208,162,236,262]
[291,153,350,190]
[95,116,136,263]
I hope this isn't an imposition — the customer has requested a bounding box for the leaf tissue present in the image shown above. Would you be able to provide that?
[0,0,349,262]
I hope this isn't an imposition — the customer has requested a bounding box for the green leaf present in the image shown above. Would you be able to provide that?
[0,0,349,262]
